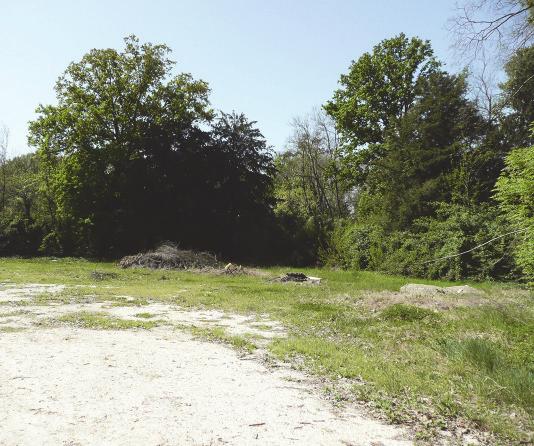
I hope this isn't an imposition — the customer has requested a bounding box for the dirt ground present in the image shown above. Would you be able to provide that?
[0,284,412,446]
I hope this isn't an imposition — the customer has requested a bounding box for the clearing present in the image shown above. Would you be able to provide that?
[0,258,532,445]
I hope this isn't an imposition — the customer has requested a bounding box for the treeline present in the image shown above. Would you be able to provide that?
[1,33,533,281]
[275,35,534,281]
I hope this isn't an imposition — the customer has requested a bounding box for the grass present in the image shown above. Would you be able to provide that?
[50,311,160,330]
[0,310,27,317]
[0,256,532,443]
[0,325,26,333]
[189,326,257,352]
[134,312,156,319]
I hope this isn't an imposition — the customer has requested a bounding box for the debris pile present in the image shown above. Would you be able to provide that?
[278,272,322,285]
[90,271,118,281]
[119,243,221,270]
[223,263,245,275]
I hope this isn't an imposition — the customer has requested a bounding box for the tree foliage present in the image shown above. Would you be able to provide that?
[319,35,532,280]
[499,45,534,147]
[0,33,532,281]
[274,110,349,264]
[26,36,275,260]
[494,143,534,280]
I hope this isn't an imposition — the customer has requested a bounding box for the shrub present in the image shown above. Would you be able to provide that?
[0,217,43,256]
[325,203,520,281]
[494,145,534,281]
[323,220,383,270]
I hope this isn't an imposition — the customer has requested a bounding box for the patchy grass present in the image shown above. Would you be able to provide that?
[0,326,26,333]
[0,310,27,317]
[249,323,275,331]
[134,312,156,319]
[0,257,532,443]
[190,326,257,353]
[379,303,440,322]
[49,311,159,330]
[109,297,150,307]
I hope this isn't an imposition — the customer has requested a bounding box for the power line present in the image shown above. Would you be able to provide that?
[423,227,529,264]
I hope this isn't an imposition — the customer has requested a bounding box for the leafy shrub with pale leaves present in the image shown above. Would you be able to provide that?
[494,145,534,281]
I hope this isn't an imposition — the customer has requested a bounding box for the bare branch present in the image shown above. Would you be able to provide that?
[0,124,9,212]
[469,50,501,120]
[450,0,534,61]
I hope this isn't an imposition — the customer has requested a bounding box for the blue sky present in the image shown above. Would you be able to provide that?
[1,0,459,156]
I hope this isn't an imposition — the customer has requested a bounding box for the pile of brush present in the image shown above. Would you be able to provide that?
[119,242,221,270]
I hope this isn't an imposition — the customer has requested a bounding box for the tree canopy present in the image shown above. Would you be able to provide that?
[27,36,275,260]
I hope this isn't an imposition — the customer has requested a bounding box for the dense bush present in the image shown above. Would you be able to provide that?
[0,217,42,256]
[322,220,383,270]
[494,145,534,281]
[325,203,520,281]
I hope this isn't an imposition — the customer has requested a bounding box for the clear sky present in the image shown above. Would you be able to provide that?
[1,0,459,156]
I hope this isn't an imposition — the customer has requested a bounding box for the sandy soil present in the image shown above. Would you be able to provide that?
[0,285,412,446]
[0,282,65,302]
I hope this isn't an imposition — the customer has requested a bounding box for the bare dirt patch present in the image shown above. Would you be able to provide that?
[0,330,412,446]
[331,284,491,312]
[0,283,65,303]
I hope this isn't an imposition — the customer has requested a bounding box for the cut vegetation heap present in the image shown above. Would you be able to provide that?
[119,243,221,270]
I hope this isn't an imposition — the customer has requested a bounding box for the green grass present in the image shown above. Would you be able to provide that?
[0,325,26,333]
[134,312,156,319]
[190,326,257,352]
[50,311,160,330]
[0,257,532,443]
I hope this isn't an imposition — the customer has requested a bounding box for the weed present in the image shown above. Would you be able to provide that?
[380,304,439,322]
[0,326,26,333]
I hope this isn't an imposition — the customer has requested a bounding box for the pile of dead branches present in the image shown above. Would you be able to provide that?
[119,243,221,270]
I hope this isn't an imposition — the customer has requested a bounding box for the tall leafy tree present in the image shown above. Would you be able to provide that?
[192,111,276,260]
[361,71,484,229]
[499,45,534,147]
[274,110,349,262]
[28,36,275,259]
[29,36,212,255]
[325,34,440,184]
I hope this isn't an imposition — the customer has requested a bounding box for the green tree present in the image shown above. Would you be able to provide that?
[195,111,276,260]
[0,153,43,255]
[28,36,213,255]
[499,45,534,147]
[274,110,349,263]
[366,71,484,229]
[28,36,277,260]
[325,34,440,184]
